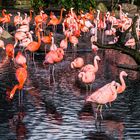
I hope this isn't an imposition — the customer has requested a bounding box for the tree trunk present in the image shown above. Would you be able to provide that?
[96,16,140,66]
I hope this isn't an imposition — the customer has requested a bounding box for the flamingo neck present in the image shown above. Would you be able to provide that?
[93,58,99,73]
[30,10,33,21]
[118,73,126,93]
[9,85,19,99]
[2,10,6,16]
[58,8,64,24]
[37,31,41,45]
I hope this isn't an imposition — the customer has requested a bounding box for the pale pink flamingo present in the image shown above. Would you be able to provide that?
[86,81,118,119]
[14,31,27,47]
[69,35,78,53]
[91,43,99,53]
[14,12,22,27]
[78,71,96,84]
[16,24,30,32]
[0,39,5,50]
[0,26,4,37]
[71,57,84,69]
[60,36,68,50]
[80,55,101,73]
[116,71,128,94]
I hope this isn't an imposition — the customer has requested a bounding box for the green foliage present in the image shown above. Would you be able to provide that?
[30,0,48,13]
[58,0,96,13]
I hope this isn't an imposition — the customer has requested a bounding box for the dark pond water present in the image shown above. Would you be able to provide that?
[0,49,140,140]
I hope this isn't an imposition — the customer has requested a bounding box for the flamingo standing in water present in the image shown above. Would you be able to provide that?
[15,52,27,68]
[86,81,118,119]
[80,55,101,73]
[25,24,42,61]
[9,67,27,107]
[5,44,14,60]
[71,57,84,69]
[43,48,64,84]
[116,71,128,94]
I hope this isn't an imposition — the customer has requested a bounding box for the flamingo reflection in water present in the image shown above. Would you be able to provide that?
[9,107,27,140]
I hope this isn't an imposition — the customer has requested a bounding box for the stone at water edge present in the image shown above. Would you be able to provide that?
[97,2,108,13]
[1,30,13,39]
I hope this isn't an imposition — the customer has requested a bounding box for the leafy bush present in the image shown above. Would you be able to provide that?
[30,0,48,13]
[58,0,96,13]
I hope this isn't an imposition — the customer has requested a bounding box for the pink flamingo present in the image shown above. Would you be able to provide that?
[60,36,68,50]
[80,55,101,73]
[0,39,5,50]
[71,57,84,69]
[78,71,96,85]
[15,51,27,68]
[86,81,118,119]
[14,31,27,47]
[116,71,128,94]
[14,12,22,27]
[91,43,99,54]
[43,48,64,84]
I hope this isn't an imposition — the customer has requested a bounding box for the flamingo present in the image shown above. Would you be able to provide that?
[91,43,99,53]
[0,13,12,30]
[86,81,118,119]
[80,55,101,73]
[15,52,27,68]
[9,67,27,100]
[41,32,53,53]
[71,57,84,69]
[60,36,68,50]
[14,12,22,27]
[14,31,27,47]
[0,40,5,50]
[5,44,14,60]
[25,24,42,61]
[78,71,96,85]
[47,8,66,32]
[116,71,128,94]
[43,48,64,84]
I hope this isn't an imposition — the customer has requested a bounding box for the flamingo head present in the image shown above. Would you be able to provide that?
[2,9,6,13]
[94,55,101,61]
[9,14,12,16]
[120,71,128,77]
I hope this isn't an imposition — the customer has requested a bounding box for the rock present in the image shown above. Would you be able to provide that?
[122,3,138,15]
[1,30,13,39]
[97,2,108,12]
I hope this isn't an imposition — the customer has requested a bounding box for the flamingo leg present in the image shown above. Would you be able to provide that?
[95,104,100,120]
[99,105,103,120]
[86,84,88,95]
[48,66,51,86]
[18,90,21,107]
[89,83,92,93]
[52,64,56,85]
[32,53,37,71]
